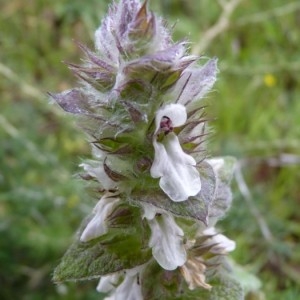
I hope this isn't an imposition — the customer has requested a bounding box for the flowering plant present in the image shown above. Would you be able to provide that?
[50,0,242,299]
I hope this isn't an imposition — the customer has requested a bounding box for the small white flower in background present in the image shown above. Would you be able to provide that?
[97,266,144,300]
[150,103,201,202]
[202,227,236,254]
[145,210,187,270]
[80,192,120,242]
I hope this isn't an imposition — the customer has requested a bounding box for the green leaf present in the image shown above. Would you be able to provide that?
[141,260,243,300]
[142,260,184,300]
[208,157,236,221]
[130,161,216,225]
[206,274,244,300]
[215,156,236,184]
[159,70,182,91]
[119,79,153,105]
[229,259,262,295]
[204,255,244,300]
[53,205,151,283]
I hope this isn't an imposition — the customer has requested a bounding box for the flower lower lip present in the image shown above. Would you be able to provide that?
[151,104,201,201]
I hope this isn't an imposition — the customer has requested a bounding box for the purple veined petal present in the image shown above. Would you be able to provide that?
[148,214,186,270]
[151,133,201,202]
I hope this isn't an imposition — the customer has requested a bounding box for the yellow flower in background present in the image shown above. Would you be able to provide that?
[67,194,80,208]
[264,74,277,87]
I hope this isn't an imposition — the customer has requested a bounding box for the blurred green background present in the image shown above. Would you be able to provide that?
[1,0,300,299]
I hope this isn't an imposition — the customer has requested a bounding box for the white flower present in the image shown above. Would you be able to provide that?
[96,273,120,294]
[80,161,116,189]
[141,202,158,220]
[203,227,236,253]
[80,147,116,190]
[97,266,144,300]
[80,192,120,242]
[146,212,187,270]
[150,104,201,202]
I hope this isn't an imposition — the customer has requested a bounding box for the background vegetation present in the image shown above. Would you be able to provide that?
[1,0,300,299]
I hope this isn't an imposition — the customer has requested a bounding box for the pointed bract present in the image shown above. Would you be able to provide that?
[50,89,93,115]
[171,58,218,107]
